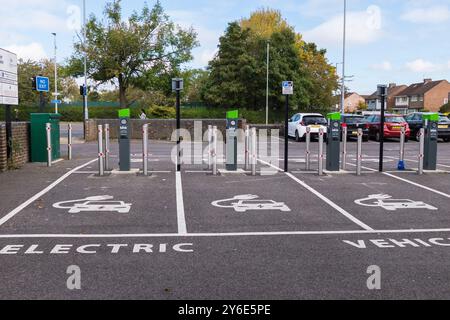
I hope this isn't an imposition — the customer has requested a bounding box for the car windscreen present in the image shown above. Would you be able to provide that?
[344,117,366,124]
[439,116,450,122]
[303,116,327,125]
[385,117,405,123]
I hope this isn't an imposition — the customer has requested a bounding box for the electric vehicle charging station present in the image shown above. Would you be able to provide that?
[118,108,131,172]
[423,113,439,171]
[326,112,341,172]
[226,110,239,171]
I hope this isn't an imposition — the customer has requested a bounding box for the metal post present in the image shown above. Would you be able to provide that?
[104,124,110,171]
[46,123,52,167]
[68,123,72,160]
[5,105,12,162]
[251,127,257,176]
[398,126,406,171]
[418,128,425,175]
[318,128,324,176]
[83,0,89,134]
[244,125,250,171]
[142,124,149,176]
[341,0,347,114]
[212,126,218,176]
[266,41,270,125]
[305,127,311,171]
[379,95,386,173]
[208,125,212,170]
[176,90,181,172]
[98,125,104,176]
[284,95,289,172]
[357,129,363,176]
[341,126,348,170]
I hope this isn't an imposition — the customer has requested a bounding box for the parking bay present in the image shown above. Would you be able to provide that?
[0,172,178,235]
[295,171,450,231]
[182,173,362,233]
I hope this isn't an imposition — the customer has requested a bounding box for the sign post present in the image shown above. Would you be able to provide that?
[282,81,293,172]
[377,85,388,172]
[1,48,19,163]
[172,78,184,172]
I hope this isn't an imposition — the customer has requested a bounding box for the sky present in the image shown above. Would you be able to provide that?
[1,0,450,94]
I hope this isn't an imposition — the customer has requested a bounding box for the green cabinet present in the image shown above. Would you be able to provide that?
[30,113,61,163]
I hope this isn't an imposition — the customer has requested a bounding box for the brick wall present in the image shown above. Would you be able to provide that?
[425,82,450,112]
[0,122,30,172]
[85,119,248,141]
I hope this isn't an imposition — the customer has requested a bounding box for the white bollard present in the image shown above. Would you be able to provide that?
[142,124,149,176]
[212,126,218,176]
[357,129,363,176]
[208,125,212,170]
[104,124,110,171]
[245,125,250,171]
[251,127,257,176]
[418,128,425,175]
[341,126,348,171]
[46,123,52,167]
[98,125,104,176]
[318,128,324,176]
[68,123,72,160]
[305,127,311,171]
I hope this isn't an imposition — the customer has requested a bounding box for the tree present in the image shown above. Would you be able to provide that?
[68,0,198,109]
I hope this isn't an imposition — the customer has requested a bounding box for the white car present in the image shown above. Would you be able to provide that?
[68,201,132,214]
[232,200,291,213]
[288,113,328,142]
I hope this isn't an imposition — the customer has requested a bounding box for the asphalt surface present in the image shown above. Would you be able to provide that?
[2,127,450,300]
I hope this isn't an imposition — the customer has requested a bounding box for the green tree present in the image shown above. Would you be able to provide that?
[68,0,198,109]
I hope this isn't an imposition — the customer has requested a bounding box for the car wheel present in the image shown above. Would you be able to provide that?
[295,130,303,142]
[415,131,421,142]
[375,132,381,142]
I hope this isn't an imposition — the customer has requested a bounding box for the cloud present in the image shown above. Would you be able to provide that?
[4,43,48,61]
[303,5,382,47]
[371,61,392,71]
[401,6,450,24]
[405,59,437,72]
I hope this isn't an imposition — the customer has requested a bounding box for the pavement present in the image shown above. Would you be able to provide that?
[2,127,450,300]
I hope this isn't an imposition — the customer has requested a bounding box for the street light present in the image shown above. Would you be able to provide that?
[341,0,347,114]
[83,0,89,139]
[51,32,58,114]
[266,41,270,125]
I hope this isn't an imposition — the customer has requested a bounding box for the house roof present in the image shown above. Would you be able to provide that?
[395,80,447,97]
[366,85,408,100]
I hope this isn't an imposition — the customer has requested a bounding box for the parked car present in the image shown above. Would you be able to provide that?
[288,113,327,142]
[366,114,410,142]
[341,114,369,142]
[404,113,450,142]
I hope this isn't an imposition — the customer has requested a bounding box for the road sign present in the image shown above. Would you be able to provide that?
[282,81,293,95]
[0,48,18,105]
[172,78,184,92]
[36,76,50,92]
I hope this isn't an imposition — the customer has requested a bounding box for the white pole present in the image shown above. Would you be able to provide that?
[98,125,104,176]
[208,125,212,170]
[52,33,58,114]
[83,0,89,121]
[212,126,218,176]
[318,128,324,176]
[357,129,363,176]
[68,123,72,160]
[251,127,257,176]
[341,126,348,170]
[104,124,110,171]
[46,123,52,167]
[341,0,347,114]
[143,124,149,176]
[418,128,425,175]
[305,127,311,171]
[245,125,250,171]
[266,41,270,125]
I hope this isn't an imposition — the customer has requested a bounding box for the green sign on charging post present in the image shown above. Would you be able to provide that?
[226,110,239,171]
[119,108,131,171]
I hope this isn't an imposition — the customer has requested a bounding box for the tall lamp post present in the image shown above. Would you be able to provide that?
[266,41,270,125]
[340,0,347,114]
[52,33,58,114]
[83,0,89,139]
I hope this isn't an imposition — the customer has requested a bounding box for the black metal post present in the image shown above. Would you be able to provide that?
[83,94,87,140]
[379,93,386,172]
[176,89,181,172]
[39,92,45,113]
[284,95,289,172]
[5,105,13,162]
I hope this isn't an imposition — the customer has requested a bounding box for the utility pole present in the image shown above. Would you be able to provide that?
[83,0,89,138]
[266,41,270,125]
[52,33,58,114]
[341,0,347,114]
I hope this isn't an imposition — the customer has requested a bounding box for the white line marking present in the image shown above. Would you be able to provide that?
[176,172,187,235]
[258,158,374,231]
[0,159,98,227]
[3,228,450,238]
[346,162,450,199]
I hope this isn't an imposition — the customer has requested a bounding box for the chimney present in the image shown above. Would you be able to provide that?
[389,83,396,88]
[424,78,432,84]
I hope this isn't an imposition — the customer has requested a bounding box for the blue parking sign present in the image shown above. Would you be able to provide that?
[36,76,50,92]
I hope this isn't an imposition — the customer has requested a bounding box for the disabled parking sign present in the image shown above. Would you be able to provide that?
[282,81,293,95]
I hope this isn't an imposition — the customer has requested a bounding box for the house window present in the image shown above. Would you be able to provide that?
[419,96,423,102]
[445,98,449,104]
[411,96,418,102]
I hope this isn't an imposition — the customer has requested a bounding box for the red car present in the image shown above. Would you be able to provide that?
[366,114,411,142]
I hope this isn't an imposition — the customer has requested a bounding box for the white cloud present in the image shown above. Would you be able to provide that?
[405,59,437,72]
[401,6,450,24]
[371,61,392,71]
[303,5,383,47]
[4,43,48,61]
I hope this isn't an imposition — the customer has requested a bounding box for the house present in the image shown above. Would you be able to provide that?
[334,92,366,112]
[393,79,450,114]
[365,83,407,112]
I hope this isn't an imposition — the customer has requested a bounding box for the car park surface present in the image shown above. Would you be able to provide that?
[2,136,450,299]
